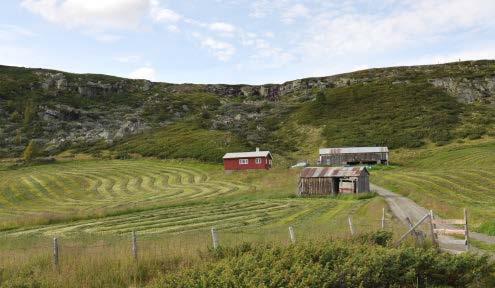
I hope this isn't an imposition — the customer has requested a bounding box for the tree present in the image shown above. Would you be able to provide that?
[23,140,37,162]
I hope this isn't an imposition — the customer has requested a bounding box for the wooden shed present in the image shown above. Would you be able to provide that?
[298,167,370,196]
[318,147,389,166]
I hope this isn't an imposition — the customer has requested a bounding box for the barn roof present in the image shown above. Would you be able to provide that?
[223,151,272,159]
[300,166,368,178]
[319,147,388,155]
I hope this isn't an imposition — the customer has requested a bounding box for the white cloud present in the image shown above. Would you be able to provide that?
[21,0,150,30]
[129,66,156,80]
[281,4,309,23]
[397,47,495,66]
[250,38,294,68]
[167,25,180,32]
[114,55,142,63]
[301,0,495,59]
[249,0,275,18]
[197,36,236,61]
[91,33,123,43]
[209,22,236,33]
[150,0,182,23]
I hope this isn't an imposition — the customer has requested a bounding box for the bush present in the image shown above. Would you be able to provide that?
[22,140,38,162]
[356,230,393,246]
[152,240,494,288]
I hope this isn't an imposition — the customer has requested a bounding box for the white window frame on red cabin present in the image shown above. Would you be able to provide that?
[239,159,249,165]
[255,158,262,164]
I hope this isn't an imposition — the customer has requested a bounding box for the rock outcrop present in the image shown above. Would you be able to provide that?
[430,77,495,104]
[1,60,494,157]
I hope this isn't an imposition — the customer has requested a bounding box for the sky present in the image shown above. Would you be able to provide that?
[1,0,495,85]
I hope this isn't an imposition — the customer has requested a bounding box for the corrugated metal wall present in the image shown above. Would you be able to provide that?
[320,152,389,166]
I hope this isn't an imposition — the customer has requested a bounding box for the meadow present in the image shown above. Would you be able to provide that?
[0,159,391,236]
[372,138,495,234]
[0,158,407,287]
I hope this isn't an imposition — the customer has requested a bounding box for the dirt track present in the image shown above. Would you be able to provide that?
[371,184,495,253]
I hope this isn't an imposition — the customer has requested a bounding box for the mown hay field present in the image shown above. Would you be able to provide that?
[372,138,495,233]
[0,159,391,237]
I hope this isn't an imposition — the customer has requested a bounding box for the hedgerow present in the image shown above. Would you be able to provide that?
[153,239,494,288]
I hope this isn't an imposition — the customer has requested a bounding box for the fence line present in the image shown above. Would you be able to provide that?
[0,213,438,268]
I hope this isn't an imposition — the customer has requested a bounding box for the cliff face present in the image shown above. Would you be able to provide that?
[0,60,494,158]
[430,77,495,104]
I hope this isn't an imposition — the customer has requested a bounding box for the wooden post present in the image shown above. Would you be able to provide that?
[53,237,59,270]
[132,231,138,261]
[405,217,419,244]
[211,227,219,250]
[288,226,296,243]
[348,216,354,236]
[429,210,438,248]
[395,213,430,246]
[381,208,385,230]
[464,208,469,251]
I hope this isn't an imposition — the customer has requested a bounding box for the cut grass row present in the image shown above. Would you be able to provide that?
[372,138,495,233]
[0,160,251,230]
[0,159,394,238]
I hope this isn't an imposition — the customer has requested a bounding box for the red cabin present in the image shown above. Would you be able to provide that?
[223,148,272,171]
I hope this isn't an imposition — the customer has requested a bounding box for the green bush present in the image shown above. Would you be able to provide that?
[152,240,494,288]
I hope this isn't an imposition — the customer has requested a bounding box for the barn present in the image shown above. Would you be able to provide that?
[318,147,389,166]
[223,148,272,171]
[298,166,370,196]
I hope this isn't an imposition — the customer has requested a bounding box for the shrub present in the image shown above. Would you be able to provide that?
[22,140,38,162]
[152,241,494,288]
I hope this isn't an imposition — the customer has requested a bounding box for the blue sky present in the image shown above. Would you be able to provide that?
[1,0,495,84]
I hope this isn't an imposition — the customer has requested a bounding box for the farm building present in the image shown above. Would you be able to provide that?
[223,148,272,171]
[298,166,370,196]
[318,147,389,166]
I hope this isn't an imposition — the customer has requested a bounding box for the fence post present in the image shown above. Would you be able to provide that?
[429,210,438,248]
[132,231,138,261]
[348,216,354,236]
[288,226,296,243]
[53,237,59,270]
[381,208,385,229]
[211,227,219,249]
[464,208,469,251]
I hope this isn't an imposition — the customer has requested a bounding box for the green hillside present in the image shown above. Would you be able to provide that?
[1,61,494,161]
[372,138,495,233]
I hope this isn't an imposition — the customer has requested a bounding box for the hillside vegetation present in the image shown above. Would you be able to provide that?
[1,61,495,161]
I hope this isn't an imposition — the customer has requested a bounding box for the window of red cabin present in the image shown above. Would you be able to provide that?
[239,159,248,165]
[255,158,261,164]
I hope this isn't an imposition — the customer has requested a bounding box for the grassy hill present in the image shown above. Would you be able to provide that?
[372,138,495,233]
[1,61,495,161]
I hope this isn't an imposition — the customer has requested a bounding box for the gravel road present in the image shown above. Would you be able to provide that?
[371,183,495,253]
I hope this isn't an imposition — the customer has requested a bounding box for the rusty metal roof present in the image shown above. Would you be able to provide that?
[319,147,388,155]
[300,166,368,178]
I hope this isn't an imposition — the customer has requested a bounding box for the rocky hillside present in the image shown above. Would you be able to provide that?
[0,61,494,161]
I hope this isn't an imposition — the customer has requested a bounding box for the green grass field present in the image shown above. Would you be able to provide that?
[0,159,391,237]
[372,138,495,233]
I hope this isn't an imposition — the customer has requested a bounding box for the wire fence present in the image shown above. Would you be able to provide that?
[0,215,425,271]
